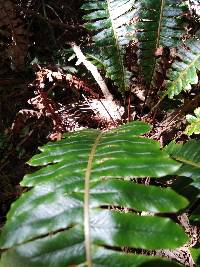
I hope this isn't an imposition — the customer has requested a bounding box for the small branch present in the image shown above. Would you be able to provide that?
[161,92,200,127]
[71,43,114,101]
[18,8,85,31]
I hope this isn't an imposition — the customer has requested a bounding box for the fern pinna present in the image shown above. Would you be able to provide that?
[0,121,188,267]
[82,0,135,92]
[135,0,186,87]
[185,107,200,135]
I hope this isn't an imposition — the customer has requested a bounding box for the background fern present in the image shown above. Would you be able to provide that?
[166,39,200,98]
[81,0,135,92]
[134,0,186,87]
[185,106,200,135]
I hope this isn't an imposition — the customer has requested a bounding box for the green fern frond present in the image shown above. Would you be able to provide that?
[82,0,136,92]
[0,121,188,267]
[165,140,200,222]
[166,39,200,98]
[166,140,200,184]
[185,107,200,135]
[135,0,186,87]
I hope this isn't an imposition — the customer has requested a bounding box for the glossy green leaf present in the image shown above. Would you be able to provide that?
[0,243,182,267]
[0,121,188,266]
[90,179,188,213]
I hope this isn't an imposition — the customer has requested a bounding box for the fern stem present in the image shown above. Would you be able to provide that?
[84,132,103,267]
[71,43,113,101]
[150,0,165,87]
[156,0,165,55]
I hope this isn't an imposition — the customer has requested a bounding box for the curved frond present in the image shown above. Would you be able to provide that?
[135,0,186,87]
[82,0,136,92]
[0,121,188,267]
[166,40,200,98]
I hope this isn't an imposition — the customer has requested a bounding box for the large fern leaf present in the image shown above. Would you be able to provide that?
[166,39,200,98]
[81,0,135,92]
[0,121,188,267]
[135,0,186,87]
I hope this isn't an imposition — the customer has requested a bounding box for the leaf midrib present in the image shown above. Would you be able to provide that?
[84,132,103,267]
[172,156,200,169]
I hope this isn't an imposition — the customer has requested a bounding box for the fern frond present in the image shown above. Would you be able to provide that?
[166,140,200,222]
[166,140,200,183]
[81,0,136,92]
[185,107,200,135]
[135,0,186,87]
[0,121,188,267]
[166,40,200,98]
